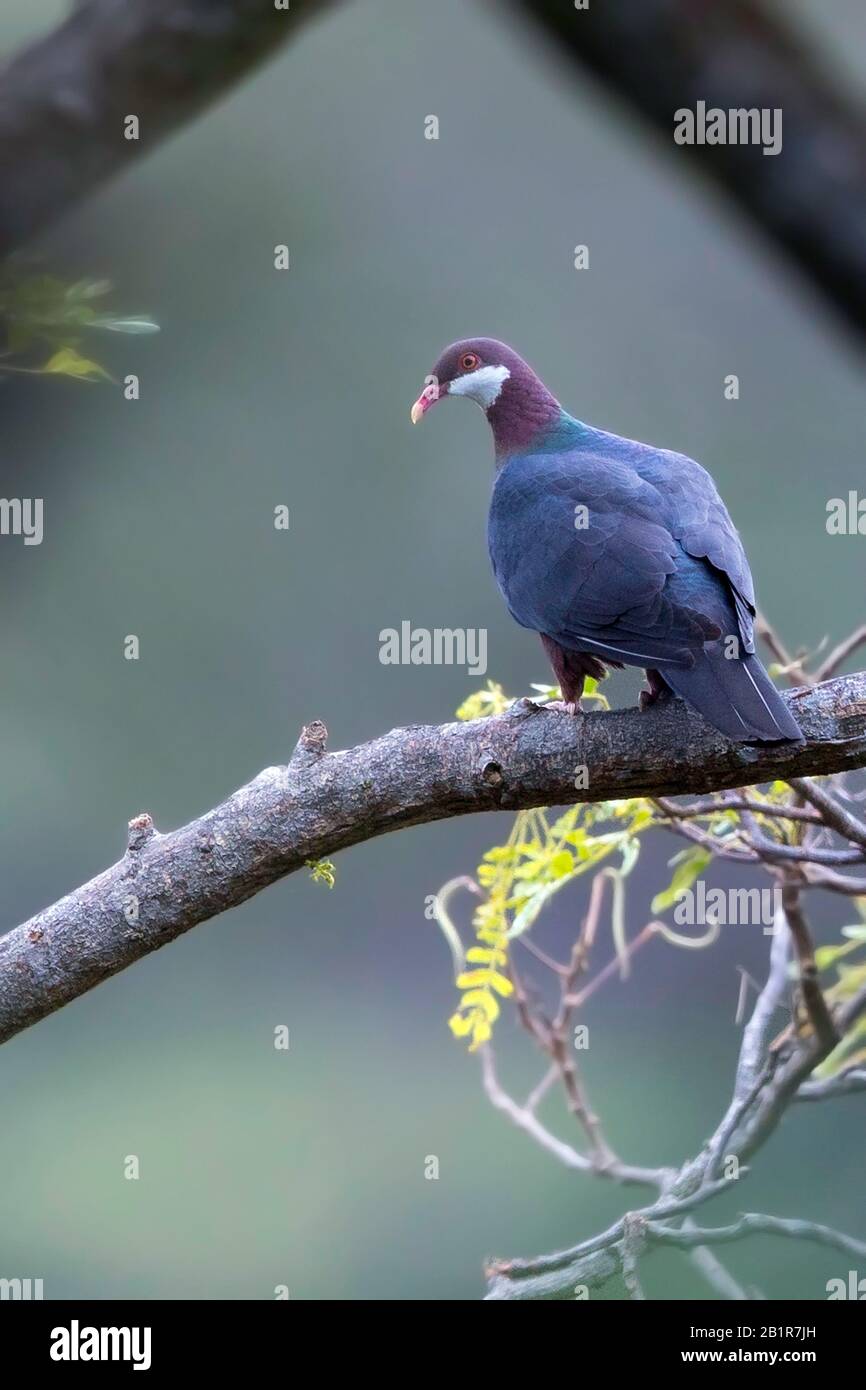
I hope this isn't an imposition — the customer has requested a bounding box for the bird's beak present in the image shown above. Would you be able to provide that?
[410,376,442,424]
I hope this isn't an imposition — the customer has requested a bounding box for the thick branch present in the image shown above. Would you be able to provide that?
[512,0,866,341]
[0,673,864,1046]
[0,0,333,257]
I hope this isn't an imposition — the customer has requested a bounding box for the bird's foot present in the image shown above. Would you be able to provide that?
[639,670,671,712]
[540,698,582,716]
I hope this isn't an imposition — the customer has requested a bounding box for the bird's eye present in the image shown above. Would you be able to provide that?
[459,352,481,372]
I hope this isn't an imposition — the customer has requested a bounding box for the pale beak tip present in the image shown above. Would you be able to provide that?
[411,379,441,424]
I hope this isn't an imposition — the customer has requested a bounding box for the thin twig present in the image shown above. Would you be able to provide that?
[645,1214,866,1262]
[489,1175,739,1281]
[796,1067,866,1102]
[683,1219,752,1301]
[479,1045,667,1190]
[788,777,866,851]
[655,795,821,825]
[756,615,812,688]
[780,879,839,1051]
[813,625,866,683]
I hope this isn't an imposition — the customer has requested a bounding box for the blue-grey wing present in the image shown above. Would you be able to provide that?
[487,443,751,668]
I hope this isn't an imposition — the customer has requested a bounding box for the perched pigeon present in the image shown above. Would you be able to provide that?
[411,337,802,743]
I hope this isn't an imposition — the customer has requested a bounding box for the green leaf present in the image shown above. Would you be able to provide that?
[457,969,513,998]
[41,347,112,382]
[529,682,559,702]
[815,941,857,972]
[548,849,576,878]
[619,837,640,876]
[466,945,506,966]
[507,875,576,939]
[305,858,336,888]
[582,675,610,708]
[456,680,511,720]
[487,970,514,998]
[89,315,160,335]
[65,279,112,301]
[652,848,712,914]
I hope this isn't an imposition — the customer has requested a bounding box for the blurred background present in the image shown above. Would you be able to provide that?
[0,0,863,1299]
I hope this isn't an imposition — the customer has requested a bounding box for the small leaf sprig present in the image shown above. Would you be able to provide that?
[0,266,159,383]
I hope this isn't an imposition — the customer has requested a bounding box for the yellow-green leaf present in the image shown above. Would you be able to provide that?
[549,849,576,878]
[468,1018,492,1049]
[652,848,712,914]
[448,1012,475,1038]
[456,969,512,996]
[42,347,112,382]
[461,988,500,1022]
[465,945,506,966]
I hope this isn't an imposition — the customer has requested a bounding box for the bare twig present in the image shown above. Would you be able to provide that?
[566,922,661,1012]
[705,910,791,1181]
[730,983,866,1164]
[780,878,838,1051]
[485,1175,739,1300]
[479,1045,666,1189]
[645,1214,866,1263]
[732,800,864,868]
[814,625,866,683]
[654,795,821,825]
[797,1068,866,1102]
[756,616,813,688]
[479,1046,592,1175]
[788,777,866,851]
[802,867,866,895]
[683,1220,753,1301]
[651,798,759,862]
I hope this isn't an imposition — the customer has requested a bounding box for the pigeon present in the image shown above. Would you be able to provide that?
[411,337,802,743]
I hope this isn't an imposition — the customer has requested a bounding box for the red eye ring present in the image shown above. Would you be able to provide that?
[460,352,481,372]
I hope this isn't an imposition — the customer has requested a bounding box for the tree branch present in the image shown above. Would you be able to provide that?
[779,877,838,1051]
[483,907,866,1300]
[0,0,334,257]
[479,1043,668,1188]
[644,1213,866,1262]
[797,1067,866,1102]
[511,0,866,342]
[1,673,864,1047]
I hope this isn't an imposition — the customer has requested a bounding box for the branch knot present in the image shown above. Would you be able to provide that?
[290,719,329,769]
[127,812,155,853]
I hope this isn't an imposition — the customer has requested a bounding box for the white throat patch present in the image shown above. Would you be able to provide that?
[448,364,510,410]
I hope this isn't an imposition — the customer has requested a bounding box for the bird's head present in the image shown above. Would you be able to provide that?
[410,338,562,456]
[410,338,531,424]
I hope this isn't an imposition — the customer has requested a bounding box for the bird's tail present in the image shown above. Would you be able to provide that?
[663,650,803,743]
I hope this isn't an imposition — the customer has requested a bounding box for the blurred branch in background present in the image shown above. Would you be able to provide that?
[510,0,866,343]
[3,0,866,352]
[0,669,865,1047]
[0,0,336,258]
